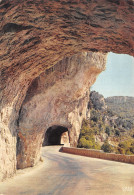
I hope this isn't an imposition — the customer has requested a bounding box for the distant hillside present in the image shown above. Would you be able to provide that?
[105,96,134,124]
[78,91,134,155]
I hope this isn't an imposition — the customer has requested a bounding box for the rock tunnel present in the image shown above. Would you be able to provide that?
[16,52,105,169]
[43,125,69,146]
[0,0,133,181]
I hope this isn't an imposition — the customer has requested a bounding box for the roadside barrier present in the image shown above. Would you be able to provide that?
[61,147,134,164]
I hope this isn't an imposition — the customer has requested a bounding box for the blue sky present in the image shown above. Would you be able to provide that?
[92,52,134,98]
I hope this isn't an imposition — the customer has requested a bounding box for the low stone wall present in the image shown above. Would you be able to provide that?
[62,147,134,164]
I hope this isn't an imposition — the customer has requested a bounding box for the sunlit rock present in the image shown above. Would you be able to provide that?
[0,0,133,181]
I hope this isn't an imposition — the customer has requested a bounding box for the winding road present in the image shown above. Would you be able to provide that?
[0,146,134,195]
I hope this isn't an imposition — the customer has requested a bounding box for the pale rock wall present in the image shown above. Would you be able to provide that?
[0,0,133,181]
[61,132,70,147]
[17,52,106,169]
[0,83,30,181]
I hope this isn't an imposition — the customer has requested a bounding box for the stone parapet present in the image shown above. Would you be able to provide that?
[62,147,134,164]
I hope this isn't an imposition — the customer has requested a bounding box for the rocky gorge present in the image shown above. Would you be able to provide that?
[0,0,134,181]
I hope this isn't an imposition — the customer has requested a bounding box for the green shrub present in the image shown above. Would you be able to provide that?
[78,119,101,150]
[118,140,134,155]
[101,142,114,153]
[78,137,91,149]
[125,149,132,155]
[130,146,134,154]
[117,147,125,154]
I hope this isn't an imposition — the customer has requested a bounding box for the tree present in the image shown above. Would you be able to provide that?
[101,142,114,153]
[77,119,101,150]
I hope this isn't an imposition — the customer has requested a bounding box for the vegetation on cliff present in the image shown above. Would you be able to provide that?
[78,119,100,150]
[77,91,134,155]
[105,96,134,125]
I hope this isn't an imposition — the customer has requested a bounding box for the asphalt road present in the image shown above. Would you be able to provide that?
[0,146,134,195]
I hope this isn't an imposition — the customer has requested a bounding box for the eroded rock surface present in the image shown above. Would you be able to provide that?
[0,0,133,181]
[17,52,106,169]
[0,0,134,107]
[89,91,107,111]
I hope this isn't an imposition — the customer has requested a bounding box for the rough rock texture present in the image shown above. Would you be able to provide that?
[106,96,134,125]
[0,0,133,181]
[89,91,107,111]
[89,91,133,130]
[61,132,70,147]
[0,0,134,107]
[87,91,134,147]
[17,52,106,169]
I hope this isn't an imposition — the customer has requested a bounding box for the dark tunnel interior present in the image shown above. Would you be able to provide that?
[43,125,68,146]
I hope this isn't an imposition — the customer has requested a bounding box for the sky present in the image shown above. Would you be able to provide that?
[92,52,134,98]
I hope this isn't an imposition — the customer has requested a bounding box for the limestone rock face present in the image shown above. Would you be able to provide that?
[17,52,106,169]
[61,132,70,147]
[89,91,107,111]
[0,0,133,181]
[0,0,134,108]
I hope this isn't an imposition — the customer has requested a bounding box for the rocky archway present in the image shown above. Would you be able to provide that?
[16,52,106,170]
[0,0,133,181]
[43,125,69,146]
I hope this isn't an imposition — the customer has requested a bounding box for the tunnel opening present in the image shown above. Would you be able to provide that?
[43,125,69,146]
